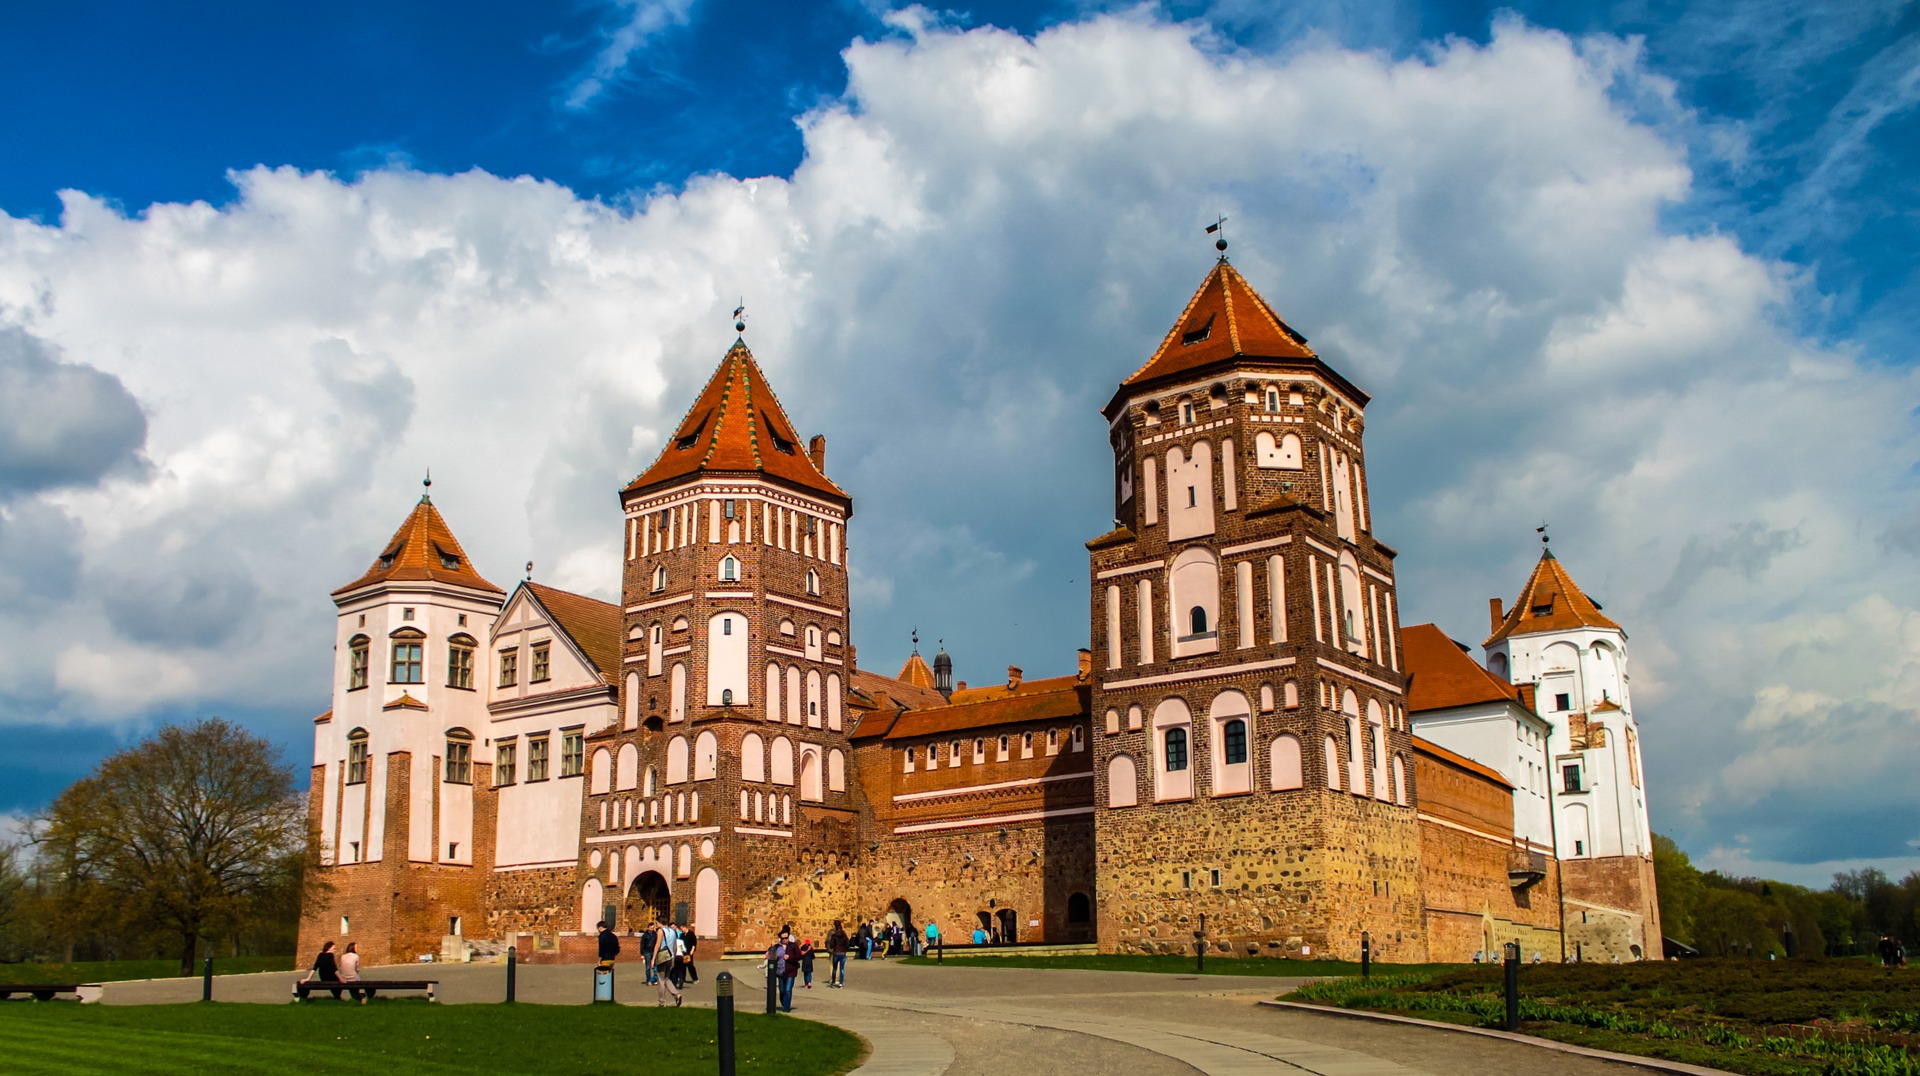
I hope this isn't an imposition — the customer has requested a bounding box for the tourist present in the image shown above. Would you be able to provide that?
[925,919,941,956]
[305,940,344,1000]
[653,928,683,1007]
[640,921,659,984]
[597,920,621,967]
[989,925,1001,946]
[828,921,850,987]
[768,929,799,1012]
[799,937,816,988]
[1881,935,1902,967]
[856,921,872,960]
[680,925,700,984]
[339,941,366,1004]
[973,924,987,947]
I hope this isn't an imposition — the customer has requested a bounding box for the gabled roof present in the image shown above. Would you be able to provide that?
[626,339,848,502]
[1402,623,1523,714]
[1485,549,1621,646]
[850,668,949,714]
[523,582,623,684]
[1124,260,1316,389]
[334,492,503,597]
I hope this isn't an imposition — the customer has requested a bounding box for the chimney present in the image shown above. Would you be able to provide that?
[847,644,857,673]
[1006,665,1023,690]
[808,435,827,471]
[1076,648,1092,682]
[956,680,967,692]
[1488,598,1504,634]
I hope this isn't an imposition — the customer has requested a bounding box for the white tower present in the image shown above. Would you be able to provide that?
[1485,546,1660,959]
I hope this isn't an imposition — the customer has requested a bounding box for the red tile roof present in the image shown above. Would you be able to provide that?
[1402,623,1522,713]
[1412,735,1512,788]
[524,582,622,684]
[896,652,936,690]
[948,672,1081,705]
[1485,550,1621,646]
[884,684,1089,740]
[1123,260,1316,388]
[849,668,948,717]
[626,340,848,502]
[334,494,503,596]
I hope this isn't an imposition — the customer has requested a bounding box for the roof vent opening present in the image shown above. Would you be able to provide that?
[377,545,401,570]
[674,410,711,450]
[1181,313,1216,346]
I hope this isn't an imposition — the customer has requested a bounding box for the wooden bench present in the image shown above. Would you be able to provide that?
[0,984,103,1003]
[292,979,438,1002]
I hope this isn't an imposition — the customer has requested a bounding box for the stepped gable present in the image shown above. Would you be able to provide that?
[626,339,848,502]
[1486,548,1621,646]
[333,492,502,596]
[1116,259,1318,393]
[524,582,622,683]
[1402,623,1523,713]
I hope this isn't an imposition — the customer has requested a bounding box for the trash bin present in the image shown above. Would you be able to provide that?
[593,962,615,1003]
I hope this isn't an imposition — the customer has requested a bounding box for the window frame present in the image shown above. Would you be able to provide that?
[1164,727,1189,772]
[526,735,550,782]
[389,631,424,685]
[494,740,517,786]
[444,732,473,785]
[531,641,551,684]
[346,731,370,785]
[560,729,585,777]
[347,636,371,691]
[447,636,475,689]
[498,647,519,688]
[1223,718,1248,765]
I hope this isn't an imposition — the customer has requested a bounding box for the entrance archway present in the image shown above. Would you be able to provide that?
[997,908,1018,944]
[886,898,913,930]
[627,871,671,928]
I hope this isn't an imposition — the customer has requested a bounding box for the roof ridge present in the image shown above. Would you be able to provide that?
[1121,263,1218,385]
[1222,262,1244,353]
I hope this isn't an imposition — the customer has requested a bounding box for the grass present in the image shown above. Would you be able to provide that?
[900,951,1458,977]
[0,1001,864,1075]
[1283,959,1920,1076]
[0,957,294,985]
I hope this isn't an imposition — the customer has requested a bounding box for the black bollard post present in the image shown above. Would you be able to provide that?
[1361,931,1371,982]
[506,946,517,1003]
[716,972,737,1076]
[1197,913,1206,974]
[1503,942,1521,1031]
[202,956,213,1002]
[765,956,777,1014]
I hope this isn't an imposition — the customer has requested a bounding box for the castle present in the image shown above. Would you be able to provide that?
[299,257,1659,965]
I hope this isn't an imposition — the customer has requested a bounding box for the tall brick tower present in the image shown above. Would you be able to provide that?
[584,337,860,949]
[1087,256,1424,961]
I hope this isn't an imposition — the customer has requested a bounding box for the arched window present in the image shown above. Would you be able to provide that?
[444,728,473,784]
[741,733,766,782]
[828,748,846,792]
[590,747,613,794]
[1392,754,1408,805]
[1210,690,1253,796]
[346,729,370,785]
[1107,754,1138,808]
[643,766,655,797]
[1325,734,1342,790]
[1223,720,1247,764]
[1169,546,1220,657]
[694,730,718,781]
[707,613,748,706]
[1283,679,1300,708]
[826,673,843,731]
[666,736,689,784]
[652,565,667,592]
[669,663,687,721]
[770,736,794,785]
[1190,606,1208,634]
[1151,699,1193,801]
[719,555,739,581]
[766,663,781,720]
[779,618,795,636]
[1270,734,1303,790]
[389,628,424,685]
[346,635,371,690]
[1165,728,1189,771]
[805,569,820,596]
[805,625,822,662]
[447,633,476,689]
[624,671,640,730]
[1265,386,1281,412]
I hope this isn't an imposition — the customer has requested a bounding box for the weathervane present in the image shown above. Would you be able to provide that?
[525,560,534,581]
[1205,214,1229,256]
[733,299,747,334]
[911,627,920,654]
[1536,523,1550,547]
[422,468,432,502]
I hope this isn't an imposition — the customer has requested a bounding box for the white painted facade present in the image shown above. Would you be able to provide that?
[1408,698,1556,850]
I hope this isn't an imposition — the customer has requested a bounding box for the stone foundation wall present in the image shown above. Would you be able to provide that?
[858,817,1096,945]
[1563,855,1661,962]
[1418,819,1563,962]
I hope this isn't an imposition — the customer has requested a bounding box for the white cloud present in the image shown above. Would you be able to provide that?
[0,12,1913,874]
[564,0,700,110]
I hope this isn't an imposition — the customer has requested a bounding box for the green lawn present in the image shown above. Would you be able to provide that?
[900,951,1458,977]
[0,957,294,985]
[0,1002,863,1075]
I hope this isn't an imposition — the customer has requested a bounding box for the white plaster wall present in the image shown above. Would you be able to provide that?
[1165,441,1215,540]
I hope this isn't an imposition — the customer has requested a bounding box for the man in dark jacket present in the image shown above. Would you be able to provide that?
[827,921,850,987]
[640,923,659,983]
[597,920,621,964]
[767,929,800,1012]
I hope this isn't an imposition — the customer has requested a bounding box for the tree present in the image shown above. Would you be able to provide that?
[1651,833,1702,944]
[37,718,309,973]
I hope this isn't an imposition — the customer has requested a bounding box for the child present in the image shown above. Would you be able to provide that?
[799,937,817,988]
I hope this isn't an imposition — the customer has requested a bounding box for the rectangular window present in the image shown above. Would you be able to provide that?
[1562,763,1583,793]
[527,736,550,781]
[390,639,422,684]
[346,739,369,785]
[499,648,519,687]
[448,644,474,689]
[445,740,471,784]
[1555,692,1572,711]
[348,642,369,690]
[402,607,415,621]
[1210,869,1222,887]
[495,742,517,786]
[532,643,551,683]
[723,499,736,519]
[561,730,585,777]
[1165,728,1189,771]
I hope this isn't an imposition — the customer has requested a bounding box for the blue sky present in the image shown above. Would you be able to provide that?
[0,1,1915,884]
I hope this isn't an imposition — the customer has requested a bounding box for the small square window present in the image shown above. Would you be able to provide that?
[357,614,365,627]
[402,607,415,621]
[1555,693,1572,711]
[457,613,467,627]
[1182,871,1192,889]
[1210,869,1221,887]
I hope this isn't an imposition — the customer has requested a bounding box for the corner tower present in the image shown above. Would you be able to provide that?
[1486,548,1659,960]
[587,339,859,950]
[1088,258,1423,961]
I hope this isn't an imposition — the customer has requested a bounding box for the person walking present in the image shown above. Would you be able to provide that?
[338,941,366,1004]
[799,937,816,988]
[857,921,872,960]
[973,923,987,947]
[827,921,850,988]
[925,920,940,956]
[640,921,659,984]
[767,930,799,1012]
[597,920,621,966]
[305,940,344,1000]
[653,926,683,1007]
[680,925,700,984]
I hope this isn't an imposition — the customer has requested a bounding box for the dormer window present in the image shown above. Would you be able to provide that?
[440,552,459,569]
[1180,313,1215,346]
[763,411,797,454]
[1532,600,1554,617]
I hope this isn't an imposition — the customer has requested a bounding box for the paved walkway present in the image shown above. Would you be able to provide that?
[100,958,1670,1075]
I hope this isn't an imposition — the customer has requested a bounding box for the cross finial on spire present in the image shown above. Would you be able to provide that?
[1536,523,1550,545]
[1205,214,1229,257]
[732,299,747,335]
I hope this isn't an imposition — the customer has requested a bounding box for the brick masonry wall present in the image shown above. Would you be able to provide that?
[1562,855,1662,962]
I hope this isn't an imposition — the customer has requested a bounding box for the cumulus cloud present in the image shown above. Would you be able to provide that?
[0,12,1912,879]
[0,328,146,495]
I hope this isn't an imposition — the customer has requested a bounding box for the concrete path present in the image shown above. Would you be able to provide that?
[98,959,1673,1075]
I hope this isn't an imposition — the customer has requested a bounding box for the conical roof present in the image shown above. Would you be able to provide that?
[1485,549,1620,646]
[1123,260,1316,388]
[627,339,848,502]
[897,652,936,690]
[334,492,502,596]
